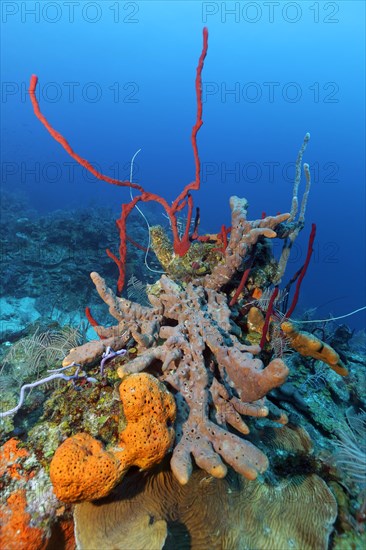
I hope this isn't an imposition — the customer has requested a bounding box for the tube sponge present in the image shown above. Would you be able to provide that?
[281,321,349,376]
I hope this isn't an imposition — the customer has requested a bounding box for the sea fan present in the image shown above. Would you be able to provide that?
[0,326,81,391]
[332,407,366,488]
[298,364,328,393]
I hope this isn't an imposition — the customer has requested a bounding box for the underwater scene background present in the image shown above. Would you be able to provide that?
[1,1,365,549]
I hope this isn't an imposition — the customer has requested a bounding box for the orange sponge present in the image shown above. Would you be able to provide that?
[50,433,124,503]
[281,321,349,376]
[50,374,176,503]
[116,373,176,469]
[0,490,47,550]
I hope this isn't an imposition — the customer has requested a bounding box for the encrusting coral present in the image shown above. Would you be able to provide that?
[0,439,53,550]
[149,224,221,280]
[50,373,176,503]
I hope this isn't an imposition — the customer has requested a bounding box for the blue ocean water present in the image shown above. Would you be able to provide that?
[2,0,365,330]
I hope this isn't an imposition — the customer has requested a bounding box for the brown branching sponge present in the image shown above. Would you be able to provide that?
[63,196,290,487]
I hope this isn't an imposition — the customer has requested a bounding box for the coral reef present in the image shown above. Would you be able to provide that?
[61,197,291,486]
[0,193,159,345]
[149,224,221,281]
[2,25,365,550]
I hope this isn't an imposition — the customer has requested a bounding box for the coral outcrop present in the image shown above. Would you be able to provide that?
[61,197,290,488]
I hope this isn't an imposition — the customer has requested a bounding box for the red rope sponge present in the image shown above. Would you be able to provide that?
[29,28,209,293]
